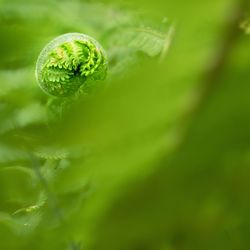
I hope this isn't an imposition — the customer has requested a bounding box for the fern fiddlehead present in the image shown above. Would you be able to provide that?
[36,33,108,97]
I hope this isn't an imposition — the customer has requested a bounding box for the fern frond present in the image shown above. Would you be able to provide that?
[42,66,73,83]
[36,33,108,97]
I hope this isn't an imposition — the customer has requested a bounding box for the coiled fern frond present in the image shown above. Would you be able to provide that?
[36,33,108,97]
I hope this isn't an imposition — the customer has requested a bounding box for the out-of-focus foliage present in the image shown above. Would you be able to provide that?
[0,0,250,250]
[241,17,250,34]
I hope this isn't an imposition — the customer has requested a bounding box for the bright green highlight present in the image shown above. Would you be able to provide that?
[36,33,108,97]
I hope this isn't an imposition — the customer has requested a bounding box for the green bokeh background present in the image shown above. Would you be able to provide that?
[0,0,250,249]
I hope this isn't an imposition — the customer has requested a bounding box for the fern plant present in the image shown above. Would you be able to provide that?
[36,33,108,97]
[0,1,175,249]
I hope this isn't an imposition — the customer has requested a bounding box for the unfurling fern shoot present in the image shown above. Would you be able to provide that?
[36,33,108,97]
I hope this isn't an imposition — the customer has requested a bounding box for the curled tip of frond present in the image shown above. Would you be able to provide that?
[36,33,108,97]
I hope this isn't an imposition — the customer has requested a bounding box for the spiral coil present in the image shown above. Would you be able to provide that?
[36,33,108,97]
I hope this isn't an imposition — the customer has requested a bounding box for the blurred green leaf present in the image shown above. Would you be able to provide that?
[0,0,250,250]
